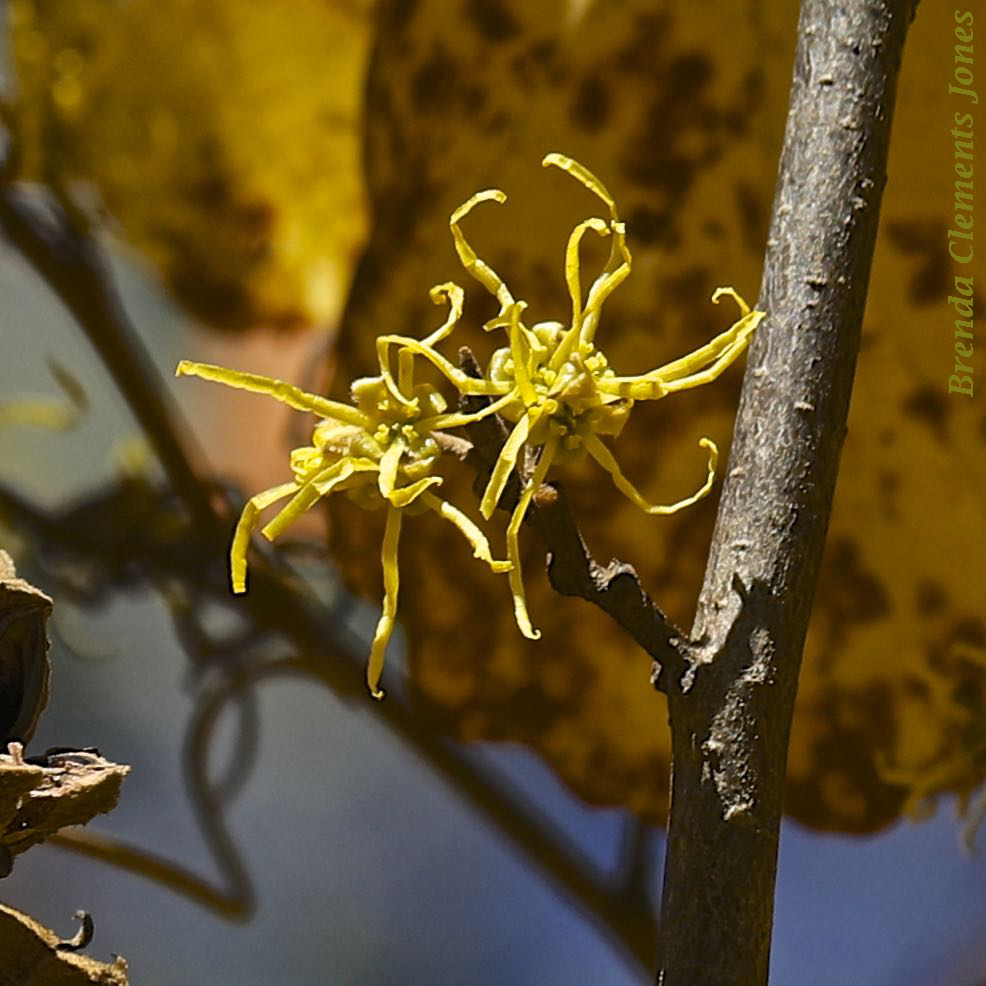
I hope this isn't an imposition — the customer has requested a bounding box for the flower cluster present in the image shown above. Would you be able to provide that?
[177,154,765,698]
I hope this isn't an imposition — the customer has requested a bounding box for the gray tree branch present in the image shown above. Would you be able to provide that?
[656,1,921,983]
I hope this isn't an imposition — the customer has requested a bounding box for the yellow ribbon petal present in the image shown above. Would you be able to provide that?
[367,506,403,700]
[420,492,512,574]
[229,482,299,593]
[176,360,369,428]
[480,413,532,520]
[449,188,514,311]
[505,433,559,640]
[585,434,719,515]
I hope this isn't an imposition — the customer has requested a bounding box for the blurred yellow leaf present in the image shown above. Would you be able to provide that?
[7,0,982,836]
[328,0,986,834]
[6,0,373,330]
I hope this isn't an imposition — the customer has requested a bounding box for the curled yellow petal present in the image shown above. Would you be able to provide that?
[606,303,762,399]
[229,482,299,593]
[377,438,405,499]
[505,434,559,640]
[261,483,328,543]
[420,391,520,432]
[565,218,609,326]
[367,506,403,700]
[480,413,532,520]
[375,335,505,396]
[585,434,719,515]
[660,311,763,394]
[449,188,514,310]
[483,305,547,383]
[176,360,370,428]
[261,459,378,542]
[544,217,610,372]
[420,492,512,574]
[387,475,443,508]
[423,281,466,347]
[712,286,753,318]
[542,154,632,349]
[595,375,668,401]
[483,304,538,402]
[505,302,537,405]
[372,335,418,410]
[397,347,416,396]
[580,222,632,343]
[542,153,617,220]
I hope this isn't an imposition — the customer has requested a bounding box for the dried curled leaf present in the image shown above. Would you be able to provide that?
[1,747,130,866]
[0,903,128,985]
[0,549,52,745]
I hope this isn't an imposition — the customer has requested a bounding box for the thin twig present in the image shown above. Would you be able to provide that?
[456,348,687,690]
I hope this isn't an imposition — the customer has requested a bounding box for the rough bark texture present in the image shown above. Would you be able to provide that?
[655,1,920,983]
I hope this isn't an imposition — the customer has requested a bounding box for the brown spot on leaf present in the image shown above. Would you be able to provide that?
[662,266,712,306]
[411,44,460,113]
[627,205,669,246]
[384,0,419,38]
[167,263,254,330]
[464,0,520,43]
[531,38,565,85]
[915,580,947,617]
[464,85,488,115]
[884,219,950,305]
[741,67,765,110]
[486,109,511,133]
[815,538,891,652]
[617,42,733,238]
[903,384,950,443]
[703,220,726,241]
[734,179,767,251]
[951,618,986,648]
[571,73,611,132]
[877,468,900,521]
[511,38,563,87]
[786,684,907,833]
[614,12,672,75]
[667,52,714,93]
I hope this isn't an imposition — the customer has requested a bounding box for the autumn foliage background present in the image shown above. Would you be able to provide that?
[1,0,985,983]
